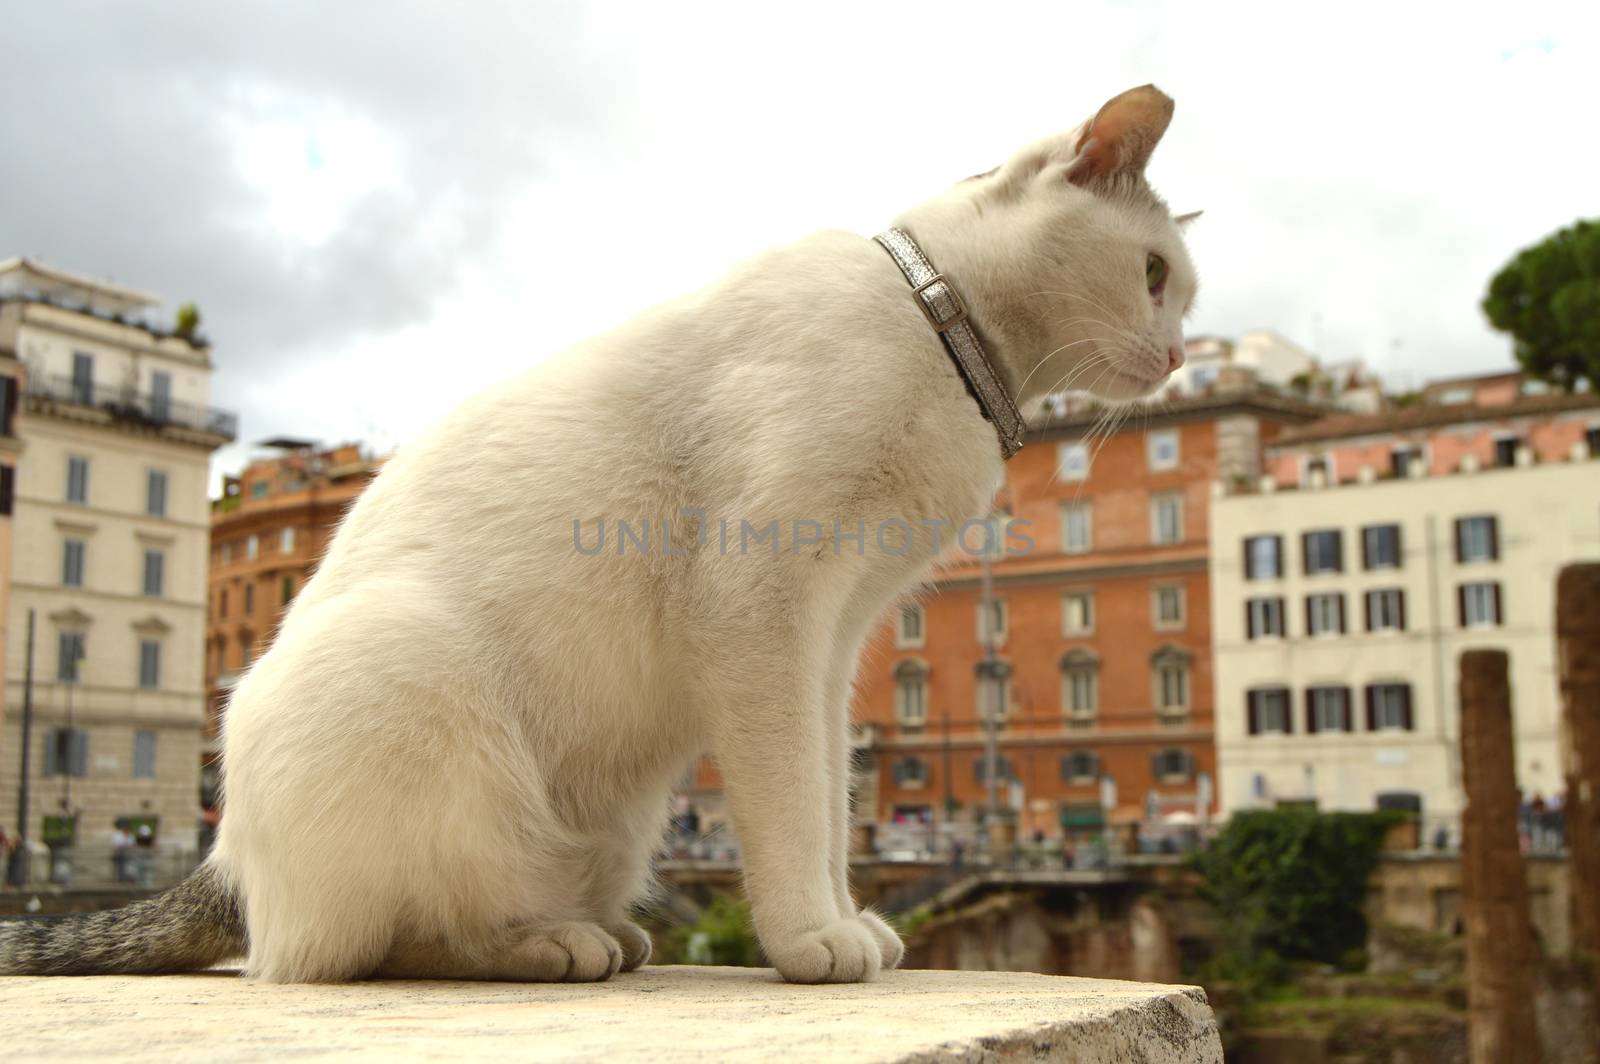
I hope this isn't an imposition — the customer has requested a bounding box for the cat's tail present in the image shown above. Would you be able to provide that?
[0,862,245,975]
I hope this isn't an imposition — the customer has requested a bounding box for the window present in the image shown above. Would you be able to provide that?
[1391,447,1422,477]
[974,755,1017,784]
[1152,647,1191,714]
[139,640,161,689]
[142,549,165,597]
[133,730,157,778]
[66,455,89,504]
[1153,748,1194,781]
[1062,591,1094,635]
[1061,501,1092,554]
[146,470,168,518]
[977,599,1008,644]
[892,757,928,788]
[0,465,12,516]
[1244,535,1283,580]
[1493,436,1519,467]
[252,481,269,499]
[280,526,296,552]
[71,351,94,403]
[150,370,172,422]
[246,534,260,560]
[244,583,255,614]
[1305,592,1346,636]
[1246,597,1286,639]
[1304,455,1331,485]
[1147,429,1180,471]
[0,375,14,437]
[1587,425,1600,457]
[1247,687,1292,735]
[220,542,233,565]
[894,662,928,726]
[1057,442,1089,482]
[976,661,1012,722]
[1306,686,1352,733]
[1303,529,1343,574]
[57,631,85,683]
[1366,683,1413,731]
[1150,493,1183,545]
[1061,751,1100,783]
[218,588,229,620]
[281,575,295,605]
[62,539,86,587]
[1459,582,1502,628]
[1362,524,1401,569]
[45,727,88,777]
[241,636,254,667]
[1455,516,1498,563]
[896,604,925,648]
[1365,589,1406,632]
[1154,585,1185,629]
[1060,650,1099,720]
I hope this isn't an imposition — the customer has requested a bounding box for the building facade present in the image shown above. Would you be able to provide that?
[0,258,234,873]
[1212,381,1600,831]
[852,378,1325,847]
[204,441,379,804]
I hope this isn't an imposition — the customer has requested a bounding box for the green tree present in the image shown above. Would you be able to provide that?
[1192,808,1399,991]
[1482,218,1600,391]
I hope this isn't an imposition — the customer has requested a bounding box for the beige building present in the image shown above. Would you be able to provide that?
[0,258,234,880]
[1211,411,1600,834]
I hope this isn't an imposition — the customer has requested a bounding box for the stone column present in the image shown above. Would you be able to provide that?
[1459,649,1541,1064]
[1557,565,1600,993]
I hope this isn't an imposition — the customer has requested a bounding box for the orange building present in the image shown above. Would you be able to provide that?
[852,378,1324,845]
[203,440,380,806]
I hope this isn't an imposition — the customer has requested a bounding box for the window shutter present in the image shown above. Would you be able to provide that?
[0,464,13,517]
[1281,689,1294,734]
[1273,536,1283,577]
[1275,597,1286,636]
[1360,528,1371,570]
[1243,538,1253,580]
[70,730,88,777]
[1393,525,1403,568]
[1301,532,1312,575]
[1305,689,1319,734]
[1400,685,1414,731]
[1492,583,1503,625]
[1453,519,1465,563]
[1304,596,1314,635]
[1247,691,1260,735]
[1365,686,1377,732]
[1151,752,1163,780]
[1246,600,1256,639]
[1397,591,1407,632]
[1340,688,1354,732]
[45,730,61,775]
[1332,531,1343,572]
[1457,586,1467,627]
[1336,594,1346,634]
[1487,518,1499,560]
[1363,591,1373,632]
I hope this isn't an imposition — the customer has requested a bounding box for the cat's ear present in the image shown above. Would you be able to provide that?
[1064,85,1175,188]
[1174,210,1203,228]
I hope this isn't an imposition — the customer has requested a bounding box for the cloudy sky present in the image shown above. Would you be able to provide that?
[2,2,1595,478]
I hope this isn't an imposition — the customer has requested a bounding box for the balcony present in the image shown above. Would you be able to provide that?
[25,373,238,441]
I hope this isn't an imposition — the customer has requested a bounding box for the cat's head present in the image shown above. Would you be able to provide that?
[904,85,1198,406]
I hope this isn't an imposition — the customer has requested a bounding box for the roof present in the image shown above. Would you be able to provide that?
[1273,391,1600,446]
[0,256,160,315]
[1027,386,1330,440]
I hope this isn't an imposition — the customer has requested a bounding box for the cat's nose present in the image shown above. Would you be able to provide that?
[1166,344,1185,372]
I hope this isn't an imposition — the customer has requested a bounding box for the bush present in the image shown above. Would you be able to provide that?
[1193,808,1400,990]
[659,896,762,967]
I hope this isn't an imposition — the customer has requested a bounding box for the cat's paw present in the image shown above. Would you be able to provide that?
[766,918,882,984]
[855,910,904,971]
[510,922,623,982]
[606,920,653,972]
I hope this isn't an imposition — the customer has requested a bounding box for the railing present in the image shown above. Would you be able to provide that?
[25,372,238,439]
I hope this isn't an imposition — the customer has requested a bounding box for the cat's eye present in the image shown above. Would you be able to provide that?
[1145,253,1168,294]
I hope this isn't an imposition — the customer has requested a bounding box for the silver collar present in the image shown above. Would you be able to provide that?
[874,227,1025,460]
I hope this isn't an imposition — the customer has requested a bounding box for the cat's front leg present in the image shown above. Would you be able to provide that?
[714,665,883,983]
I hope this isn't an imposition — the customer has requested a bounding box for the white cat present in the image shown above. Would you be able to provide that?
[0,85,1195,983]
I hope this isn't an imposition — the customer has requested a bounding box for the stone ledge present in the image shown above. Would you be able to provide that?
[6,965,1222,1063]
